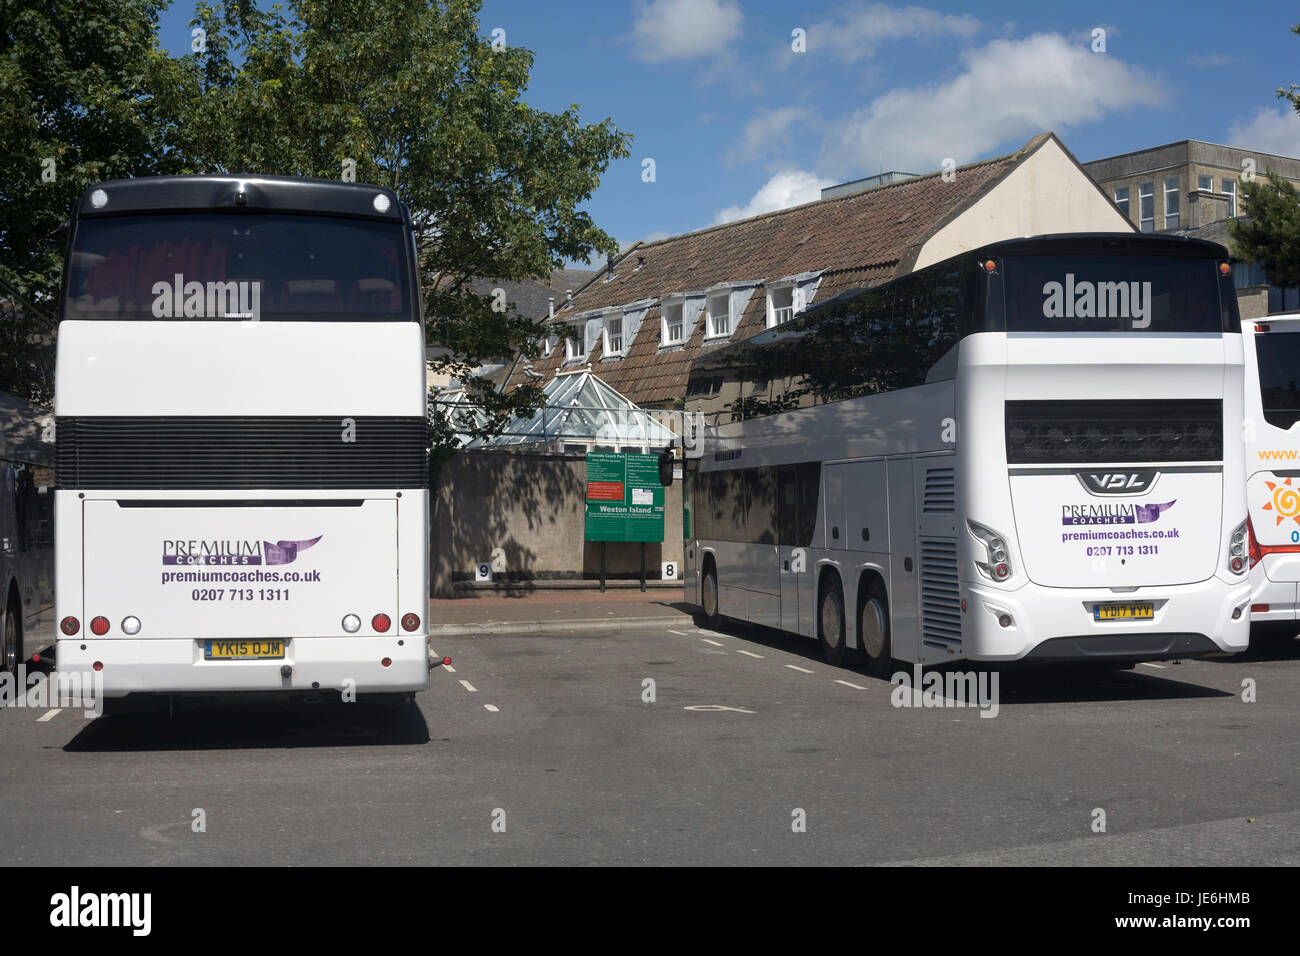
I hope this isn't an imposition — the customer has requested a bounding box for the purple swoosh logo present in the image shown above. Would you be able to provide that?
[1134,501,1176,524]
[263,535,323,566]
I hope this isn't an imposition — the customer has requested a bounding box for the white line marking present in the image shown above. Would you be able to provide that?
[1139,662,1166,669]
[667,629,689,636]
[735,649,765,659]
[37,709,61,722]
[834,679,868,690]
[483,704,499,713]
[459,680,478,692]
[785,664,814,674]
[700,638,724,647]
[442,664,456,673]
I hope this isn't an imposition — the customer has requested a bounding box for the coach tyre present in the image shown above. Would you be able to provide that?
[702,561,721,628]
[859,579,892,678]
[3,595,18,674]
[818,575,847,667]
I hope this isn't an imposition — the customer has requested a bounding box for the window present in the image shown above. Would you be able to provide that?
[565,324,585,361]
[707,292,731,338]
[1138,182,1154,232]
[1114,186,1130,218]
[1222,179,1236,217]
[1164,176,1180,229]
[1198,174,1213,192]
[1253,328,1300,428]
[768,285,795,328]
[662,301,685,345]
[604,315,624,355]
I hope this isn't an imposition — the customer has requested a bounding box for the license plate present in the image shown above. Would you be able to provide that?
[1093,603,1154,621]
[204,640,285,660]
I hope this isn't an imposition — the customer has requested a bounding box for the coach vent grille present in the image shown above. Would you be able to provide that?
[57,416,428,490]
[920,538,962,652]
[922,466,956,513]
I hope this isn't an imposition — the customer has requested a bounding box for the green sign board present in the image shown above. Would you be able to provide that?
[584,452,666,542]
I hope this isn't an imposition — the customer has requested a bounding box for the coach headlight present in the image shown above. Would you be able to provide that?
[968,520,1014,582]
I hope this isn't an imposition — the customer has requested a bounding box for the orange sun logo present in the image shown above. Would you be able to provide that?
[1262,477,1300,526]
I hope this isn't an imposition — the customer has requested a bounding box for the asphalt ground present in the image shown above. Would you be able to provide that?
[1,614,1296,866]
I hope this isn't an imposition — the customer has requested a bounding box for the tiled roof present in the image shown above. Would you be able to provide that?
[504,133,1056,406]
[464,267,598,321]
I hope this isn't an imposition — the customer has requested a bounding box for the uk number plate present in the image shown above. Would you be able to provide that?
[1093,603,1154,621]
[204,640,285,660]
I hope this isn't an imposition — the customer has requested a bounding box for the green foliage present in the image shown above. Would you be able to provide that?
[160,0,630,446]
[1,0,629,436]
[1230,22,1300,287]
[1231,171,1300,287]
[0,0,178,399]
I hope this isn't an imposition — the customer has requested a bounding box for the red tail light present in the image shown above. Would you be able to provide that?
[90,616,110,636]
[381,657,392,668]
[1246,516,1300,568]
[1252,603,1270,613]
[60,616,80,636]
[401,612,420,632]
[372,613,391,633]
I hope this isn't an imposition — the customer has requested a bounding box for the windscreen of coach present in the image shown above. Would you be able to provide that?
[64,213,414,321]
[1002,255,1229,333]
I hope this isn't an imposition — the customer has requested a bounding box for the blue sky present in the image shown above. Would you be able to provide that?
[155,1,1300,262]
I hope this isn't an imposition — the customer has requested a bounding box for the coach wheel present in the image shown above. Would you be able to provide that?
[859,581,892,678]
[2,597,19,674]
[702,564,721,628]
[818,577,847,667]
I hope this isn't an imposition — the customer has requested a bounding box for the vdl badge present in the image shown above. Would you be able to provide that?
[204,640,285,660]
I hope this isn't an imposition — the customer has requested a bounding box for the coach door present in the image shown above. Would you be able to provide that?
[887,457,920,662]
[778,466,803,635]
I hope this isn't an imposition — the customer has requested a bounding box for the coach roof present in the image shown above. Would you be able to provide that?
[75,175,407,223]
[974,232,1230,260]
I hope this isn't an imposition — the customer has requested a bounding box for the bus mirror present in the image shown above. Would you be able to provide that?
[658,449,675,487]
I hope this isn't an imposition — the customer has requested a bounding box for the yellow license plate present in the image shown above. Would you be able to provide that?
[1093,603,1154,621]
[204,640,285,660]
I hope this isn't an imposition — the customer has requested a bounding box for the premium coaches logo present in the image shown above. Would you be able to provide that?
[1042,274,1153,328]
[1061,501,1176,526]
[151,273,262,319]
[162,535,322,566]
[1078,470,1158,495]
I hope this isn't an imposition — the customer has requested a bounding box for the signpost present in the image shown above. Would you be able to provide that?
[584,452,666,591]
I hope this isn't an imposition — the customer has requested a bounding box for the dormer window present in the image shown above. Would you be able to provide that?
[566,324,585,361]
[662,301,685,345]
[768,285,795,327]
[604,314,624,355]
[707,292,731,338]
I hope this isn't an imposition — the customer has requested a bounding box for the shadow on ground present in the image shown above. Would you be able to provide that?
[688,613,1236,704]
[63,693,432,752]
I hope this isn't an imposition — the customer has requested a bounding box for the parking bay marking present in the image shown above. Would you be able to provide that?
[484,704,499,713]
[459,680,478,693]
[37,709,61,722]
[700,638,724,647]
[735,649,765,659]
[785,664,814,674]
[684,704,756,714]
[835,679,868,690]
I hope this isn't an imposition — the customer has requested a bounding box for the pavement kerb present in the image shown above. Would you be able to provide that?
[429,615,692,637]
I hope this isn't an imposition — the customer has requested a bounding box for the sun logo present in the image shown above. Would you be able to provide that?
[1262,477,1300,526]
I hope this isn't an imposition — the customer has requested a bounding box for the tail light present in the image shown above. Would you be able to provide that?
[372,613,391,633]
[401,612,420,632]
[90,616,110,636]
[1245,515,1300,570]
[968,520,1014,582]
[60,616,80,636]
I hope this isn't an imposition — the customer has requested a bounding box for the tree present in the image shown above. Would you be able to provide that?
[0,0,178,399]
[1230,22,1300,286]
[159,0,631,444]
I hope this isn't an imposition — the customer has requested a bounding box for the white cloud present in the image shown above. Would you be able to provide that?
[728,107,812,165]
[820,33,1167,177]
[1228,105,1300,158]
[632,0,743,62]
[809,2,980,62]
[1185,52,1237,68]
[715,169,838,224]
